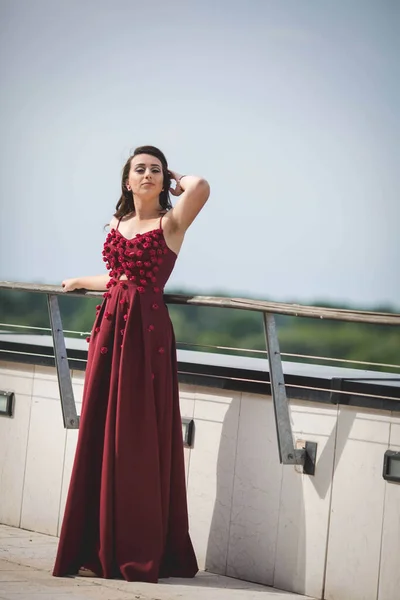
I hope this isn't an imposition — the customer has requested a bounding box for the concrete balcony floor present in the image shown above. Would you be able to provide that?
[0,525,314,600]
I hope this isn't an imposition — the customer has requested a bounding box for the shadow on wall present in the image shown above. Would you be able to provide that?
[204,393,306,592]
[203,394,357,599]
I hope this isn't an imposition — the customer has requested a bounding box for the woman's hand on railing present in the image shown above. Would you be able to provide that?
[61,274,110,292]
[61,278,82,292]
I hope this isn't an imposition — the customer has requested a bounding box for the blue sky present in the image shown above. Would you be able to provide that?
[0,0,399,308]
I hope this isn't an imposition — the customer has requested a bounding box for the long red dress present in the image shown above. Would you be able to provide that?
[53,214,198,582]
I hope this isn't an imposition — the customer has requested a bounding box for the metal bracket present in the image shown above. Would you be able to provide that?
[182,417,195,447]
[47,294,79,429]
[303,441,318,476]
[263,313,317,475]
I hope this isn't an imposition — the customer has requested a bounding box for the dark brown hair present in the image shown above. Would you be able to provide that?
[114,145,172,220]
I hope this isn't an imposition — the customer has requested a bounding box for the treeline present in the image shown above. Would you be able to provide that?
[0,289,399,372]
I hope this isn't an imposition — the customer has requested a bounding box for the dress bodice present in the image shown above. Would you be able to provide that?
[101,226,177,299]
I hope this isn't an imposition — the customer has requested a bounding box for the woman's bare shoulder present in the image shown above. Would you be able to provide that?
[109,215,119,229]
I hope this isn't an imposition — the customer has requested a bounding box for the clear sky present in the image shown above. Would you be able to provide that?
[0,0,399,309]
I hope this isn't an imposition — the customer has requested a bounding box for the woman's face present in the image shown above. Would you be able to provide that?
[127,154,164,200]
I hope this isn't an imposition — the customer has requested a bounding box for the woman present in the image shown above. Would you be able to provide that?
[53,145,210,583]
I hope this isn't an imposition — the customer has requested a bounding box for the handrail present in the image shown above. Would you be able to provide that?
[1,280,399,477]
[1,281,399,325]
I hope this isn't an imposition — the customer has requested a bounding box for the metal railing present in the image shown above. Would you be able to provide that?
[1,281,400,476]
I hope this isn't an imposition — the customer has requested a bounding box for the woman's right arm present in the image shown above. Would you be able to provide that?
[62,273,110,292]
[62,217,118,292]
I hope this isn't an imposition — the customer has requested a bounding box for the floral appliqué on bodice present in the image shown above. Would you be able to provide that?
[102,227,176,296]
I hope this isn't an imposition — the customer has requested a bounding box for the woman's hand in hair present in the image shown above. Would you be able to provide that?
[168,171,184,197]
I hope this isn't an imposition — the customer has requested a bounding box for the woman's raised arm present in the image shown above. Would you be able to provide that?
[168,172,210,232]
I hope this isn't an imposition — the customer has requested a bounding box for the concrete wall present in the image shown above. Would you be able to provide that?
[1,360,399,600]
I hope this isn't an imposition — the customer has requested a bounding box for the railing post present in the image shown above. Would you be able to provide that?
[263,312,317,474]
[47,294,79,429]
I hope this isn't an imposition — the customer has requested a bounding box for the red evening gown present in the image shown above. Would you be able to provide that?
[53,214,198,582]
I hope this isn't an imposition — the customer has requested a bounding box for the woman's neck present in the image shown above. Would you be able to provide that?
[132,201,161,221]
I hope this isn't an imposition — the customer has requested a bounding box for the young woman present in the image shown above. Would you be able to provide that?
[53,145,210,583]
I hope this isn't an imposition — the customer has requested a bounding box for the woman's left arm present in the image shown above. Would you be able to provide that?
[168,171,210,232]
